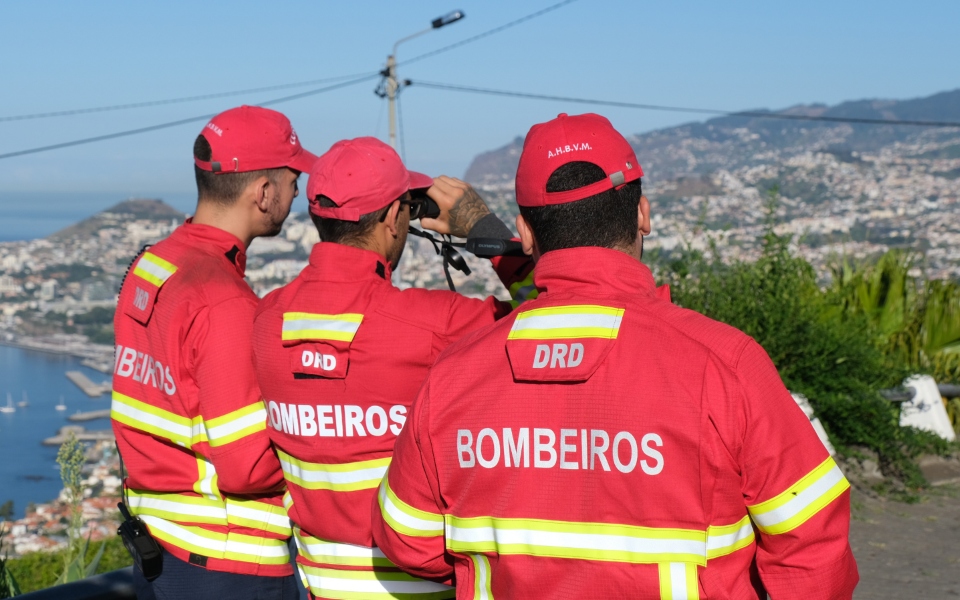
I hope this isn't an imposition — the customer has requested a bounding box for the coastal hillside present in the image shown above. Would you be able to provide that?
[48,199,184,242]
[462,88,960,281]
[463,88,960,185]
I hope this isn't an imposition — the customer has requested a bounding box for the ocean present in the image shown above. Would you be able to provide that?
[0,191,197,242]
[0,345,113,519]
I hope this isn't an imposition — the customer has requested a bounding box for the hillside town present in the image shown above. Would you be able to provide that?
[1,141,959,363]
[0,440,121,557]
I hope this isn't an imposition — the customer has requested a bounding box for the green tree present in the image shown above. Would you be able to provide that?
[0,503,12,521]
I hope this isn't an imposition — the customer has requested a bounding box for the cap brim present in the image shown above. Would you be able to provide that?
[407,170,433,191]
[288,148,320,174]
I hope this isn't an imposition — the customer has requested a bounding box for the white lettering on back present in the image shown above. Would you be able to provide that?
[456,427,661,474]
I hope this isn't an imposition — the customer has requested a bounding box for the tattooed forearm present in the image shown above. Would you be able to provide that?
[447,186,491,238]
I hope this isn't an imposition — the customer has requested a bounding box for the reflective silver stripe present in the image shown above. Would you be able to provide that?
[281,312,363,342]
[140,515,290,565]
[133,252,177,287]
[111,391,205,447]
[706,517,754,559]
[293,529,394,567]
[472,554,494,599]
[508,305,624,340]
[278,450,390,491]
[659,562,699,599]
[445,516,706,565]
[749,458,849,535]
[513,313,621,332]
[205,403,267,446]
[225,499,291,535]
[377,480,445,537]
[127,491,227,524]
[300,565,454,598]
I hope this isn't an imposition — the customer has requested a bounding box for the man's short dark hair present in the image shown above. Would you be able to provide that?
[193,135,284,205]
[518,161,641,254]
[310,197,393,245]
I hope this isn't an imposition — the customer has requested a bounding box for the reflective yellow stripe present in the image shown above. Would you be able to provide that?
[508,305,624,340]
[205,402,268,447]
[133,252,178,287]
[299,565,454,599]
[278,449,390,492]
[226,498,291,537]
[111,391,206,447]
[706,516,755,559]
[282,312,364,343]
[140,515,290,565]
[659,563,699,600]
[748,457,850,535]
[294,528,395,567]
[282,490,294,511]
[471,554,494,600]
[507,271,538,308]
[127,490,227,525]
[445,515,706,566]
[377,477,445,538]
[193,454,219,501]
[128,491,290,537]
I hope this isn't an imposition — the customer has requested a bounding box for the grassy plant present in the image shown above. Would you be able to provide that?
[54,432,105,584]
[0,526,22,598]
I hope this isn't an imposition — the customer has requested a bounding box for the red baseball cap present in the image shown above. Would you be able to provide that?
[194,105,318,174]
[307,137,433,221]
[515,113,643,207]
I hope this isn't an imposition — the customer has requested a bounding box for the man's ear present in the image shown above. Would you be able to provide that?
[251,175,272,213]
[638,195,651,236]
[383,200,402,237]
[516,214,537,258]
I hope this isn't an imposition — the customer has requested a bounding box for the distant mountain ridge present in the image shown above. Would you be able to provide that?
[464,88,960,185]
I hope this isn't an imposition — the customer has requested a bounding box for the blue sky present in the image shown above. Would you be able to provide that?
[0,0,958,213]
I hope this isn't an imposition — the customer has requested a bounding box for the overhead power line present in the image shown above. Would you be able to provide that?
[399,0,579,67]
[410,81,960,128]
[0,74,379,161]
[0,73,374,123]
[1,1,578,125]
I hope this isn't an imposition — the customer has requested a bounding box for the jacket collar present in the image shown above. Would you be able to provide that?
[307,242,392,282]
[172,219,248,276]
[533,247,658,299]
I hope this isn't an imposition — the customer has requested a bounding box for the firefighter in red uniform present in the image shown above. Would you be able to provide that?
[372,113,860,599]
[251,136,534,599]
[112,106,317,599]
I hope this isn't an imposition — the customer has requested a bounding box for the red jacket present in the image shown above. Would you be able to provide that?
[111,222,291,577]
[372,247,859,599]
[252,242,534,599]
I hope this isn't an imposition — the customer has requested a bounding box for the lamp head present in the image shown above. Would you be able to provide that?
[432,10,465,28]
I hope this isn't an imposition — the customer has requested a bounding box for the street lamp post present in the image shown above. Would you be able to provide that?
[379,10,464,151]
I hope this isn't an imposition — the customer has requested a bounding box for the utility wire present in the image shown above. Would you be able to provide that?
[2,0,578,124]
[0,73,373,123]
[410,81,960,128]
[0,74,379,161]
[399,0,579,67]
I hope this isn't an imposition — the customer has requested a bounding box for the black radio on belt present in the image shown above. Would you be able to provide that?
[117,501,163,581]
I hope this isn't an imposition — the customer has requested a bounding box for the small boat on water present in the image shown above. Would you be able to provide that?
[0,393,14,414]
[55,396,67,412]
[17,391,29,408]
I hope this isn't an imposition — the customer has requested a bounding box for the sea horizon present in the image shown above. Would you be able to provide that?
[0,191,197,242]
